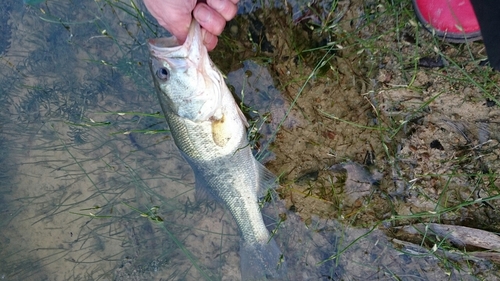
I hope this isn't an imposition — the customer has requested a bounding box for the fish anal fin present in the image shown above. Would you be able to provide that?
[257,162,278,197]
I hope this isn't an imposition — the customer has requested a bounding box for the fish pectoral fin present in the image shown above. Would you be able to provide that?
[211,114,231,147]
[236,103,249,127]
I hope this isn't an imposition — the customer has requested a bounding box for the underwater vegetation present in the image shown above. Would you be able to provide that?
[24,0,46,5]
[0,0,14,56]
[9,6,154,145]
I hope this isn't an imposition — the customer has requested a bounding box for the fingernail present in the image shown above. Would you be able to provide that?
[194,5,212,24]
[209,0,225,11]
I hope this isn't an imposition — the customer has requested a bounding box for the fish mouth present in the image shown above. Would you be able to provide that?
[147,20,223,122]
[147,20,204,61]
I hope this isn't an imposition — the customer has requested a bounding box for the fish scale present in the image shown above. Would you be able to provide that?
[148,20,286,280]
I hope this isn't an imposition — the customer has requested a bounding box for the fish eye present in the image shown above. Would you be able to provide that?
[156,67,170,81]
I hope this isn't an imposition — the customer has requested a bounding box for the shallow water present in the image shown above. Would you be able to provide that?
[1,0,499,280]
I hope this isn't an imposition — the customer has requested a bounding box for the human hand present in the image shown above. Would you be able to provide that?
[143,0,239,51]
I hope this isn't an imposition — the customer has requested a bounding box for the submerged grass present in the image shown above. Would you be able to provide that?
[2,0,229,279]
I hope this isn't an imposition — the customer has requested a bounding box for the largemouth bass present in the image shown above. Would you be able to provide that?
[148,20,286,280]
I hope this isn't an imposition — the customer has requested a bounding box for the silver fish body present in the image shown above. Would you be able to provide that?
[148,21,286,280]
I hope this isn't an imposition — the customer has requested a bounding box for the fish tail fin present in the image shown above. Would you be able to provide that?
[240,238,287,280]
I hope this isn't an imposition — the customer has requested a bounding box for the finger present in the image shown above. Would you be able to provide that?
[193,3,227,36]
[202,29,218,51]
[143,0,195,43]
[206,0,238,21]
[166,17,193,43]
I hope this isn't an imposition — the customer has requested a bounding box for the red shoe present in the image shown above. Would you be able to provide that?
[413,0,481,43]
